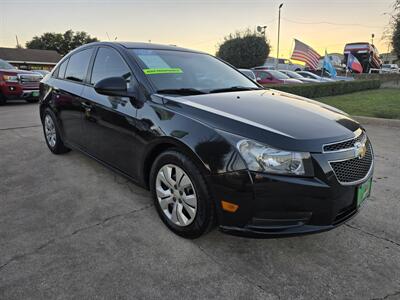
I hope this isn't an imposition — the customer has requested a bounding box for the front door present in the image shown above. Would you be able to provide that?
[80,47,140,177]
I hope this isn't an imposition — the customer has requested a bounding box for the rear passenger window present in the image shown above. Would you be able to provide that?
[56,59,69,79]
[90,48,131,85]
[64,48,93,83]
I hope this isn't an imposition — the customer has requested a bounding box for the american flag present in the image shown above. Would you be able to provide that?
[291,39,321,70]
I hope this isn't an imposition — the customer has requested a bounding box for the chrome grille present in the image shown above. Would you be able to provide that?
[17,74,42,86]
[324,131,366,152]
[329,140,373,184]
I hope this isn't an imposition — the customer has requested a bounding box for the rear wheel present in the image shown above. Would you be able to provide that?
[42,109,70,154]
[150,150,215,238]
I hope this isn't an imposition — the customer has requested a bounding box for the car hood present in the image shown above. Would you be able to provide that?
[283,78,303,84]
[0,68,38,75]
[300,78,320,83]
[161,89,361,152]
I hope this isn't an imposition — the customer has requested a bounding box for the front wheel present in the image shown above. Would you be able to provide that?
[150,150,215,238]
[42,109,70,154]
[0,94,6,105]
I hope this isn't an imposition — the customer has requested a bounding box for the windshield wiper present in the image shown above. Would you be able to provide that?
[156,88,207,95]
[208,86,262,94]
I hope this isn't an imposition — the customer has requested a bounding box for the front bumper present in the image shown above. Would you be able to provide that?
[208,165,372,238]
[0,82,39,100]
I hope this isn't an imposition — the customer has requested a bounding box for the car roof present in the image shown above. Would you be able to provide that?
[83,41,203,54]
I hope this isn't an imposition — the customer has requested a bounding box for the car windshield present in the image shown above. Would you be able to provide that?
[130,49,260,94]
[281,70,302,79]
[0,59,16,70]
[301,72,318,79]
[267,70,290,80]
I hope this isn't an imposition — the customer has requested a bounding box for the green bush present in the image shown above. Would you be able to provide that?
[216,30,270,68]
[262,80,381,98]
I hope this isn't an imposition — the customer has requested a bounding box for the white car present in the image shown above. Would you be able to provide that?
[238,69,257,81]
[258,58,304,71]
[297,71,334,82]
[381,64,399,74]
[279,70,320,83]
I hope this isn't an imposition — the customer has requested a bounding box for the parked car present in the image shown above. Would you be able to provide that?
[380,64,400,74]
[253,70,303,85]
[33,70,51,77]
[318,70,355,82]
[238,69,256,81]
[0,59,42,105]
[344,42,382,73]
[297,71,334,82]
[40,42,374,238]
[279,70,320,83]
[260,58,304,71]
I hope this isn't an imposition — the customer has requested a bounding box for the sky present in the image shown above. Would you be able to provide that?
[0,0,396,59]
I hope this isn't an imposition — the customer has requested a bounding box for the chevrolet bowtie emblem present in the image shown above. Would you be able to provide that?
[354,141,367,159]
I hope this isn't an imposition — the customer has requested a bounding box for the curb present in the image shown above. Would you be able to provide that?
[353,116,400,128]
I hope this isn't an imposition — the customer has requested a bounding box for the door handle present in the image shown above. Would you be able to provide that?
[82,102,92,109]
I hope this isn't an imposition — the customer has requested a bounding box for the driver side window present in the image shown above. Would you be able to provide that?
[91,47,132,86]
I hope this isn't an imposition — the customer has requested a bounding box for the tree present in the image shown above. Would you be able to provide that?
[26,30,98,55]
[393,1,400,58]
[216,30,270,69]
[393,18,400,58]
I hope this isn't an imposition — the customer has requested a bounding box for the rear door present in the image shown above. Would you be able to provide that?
[52,48,94,148]
[80,46,140,176]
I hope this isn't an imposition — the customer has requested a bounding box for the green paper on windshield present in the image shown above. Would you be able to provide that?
[143,68,183,75]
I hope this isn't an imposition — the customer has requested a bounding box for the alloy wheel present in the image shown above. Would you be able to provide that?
[155,164,197,227]
[44,115,57,148]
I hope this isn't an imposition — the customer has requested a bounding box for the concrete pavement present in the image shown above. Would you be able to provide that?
[1,102,400,299]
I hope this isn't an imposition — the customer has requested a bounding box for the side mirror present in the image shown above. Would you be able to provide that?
[94,77,129,97]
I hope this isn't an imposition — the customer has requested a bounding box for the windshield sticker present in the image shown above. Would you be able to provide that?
[143,68,183,75]
[138,54,171,69]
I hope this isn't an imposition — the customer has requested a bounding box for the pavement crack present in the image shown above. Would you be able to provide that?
[371,290,400,300]
[0,125,41,131]
[345,224,400,249]
[0,204,154,272]
[196,244,280,299]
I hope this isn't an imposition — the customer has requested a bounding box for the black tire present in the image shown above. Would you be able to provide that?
[42,108,70,154]
[0,94,6,105]
[150,150,215,238]
[26,98,39,103]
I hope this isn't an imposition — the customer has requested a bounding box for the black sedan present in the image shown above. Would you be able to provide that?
[39,42,373,238]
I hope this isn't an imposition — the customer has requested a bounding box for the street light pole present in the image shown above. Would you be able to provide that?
[276,3,284,69]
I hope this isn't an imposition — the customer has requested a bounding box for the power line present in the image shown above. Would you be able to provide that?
[282,17,383,28]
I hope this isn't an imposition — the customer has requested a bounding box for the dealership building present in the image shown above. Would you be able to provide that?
[0,47,61,71]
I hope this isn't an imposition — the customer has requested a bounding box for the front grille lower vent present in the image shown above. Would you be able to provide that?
[329,140,373,184]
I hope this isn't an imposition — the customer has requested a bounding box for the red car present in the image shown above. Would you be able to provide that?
[344,42,382,73]
[253,69,303,85]
[0,59,42,105]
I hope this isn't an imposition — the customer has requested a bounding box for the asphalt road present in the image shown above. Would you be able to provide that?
[1,101,400,300]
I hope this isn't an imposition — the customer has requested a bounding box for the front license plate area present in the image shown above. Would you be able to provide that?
[357,178,372,206]
[32,91,39,97]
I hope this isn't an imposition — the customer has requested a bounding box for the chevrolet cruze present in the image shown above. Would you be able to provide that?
[39,42,373,238]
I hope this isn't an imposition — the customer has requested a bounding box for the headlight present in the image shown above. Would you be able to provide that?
[3,75,18,82]
[237,139,312,176]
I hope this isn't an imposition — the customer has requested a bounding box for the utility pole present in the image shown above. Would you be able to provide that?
[276,3,284,69]
[371,33,375,45]
[15,35,20,48]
